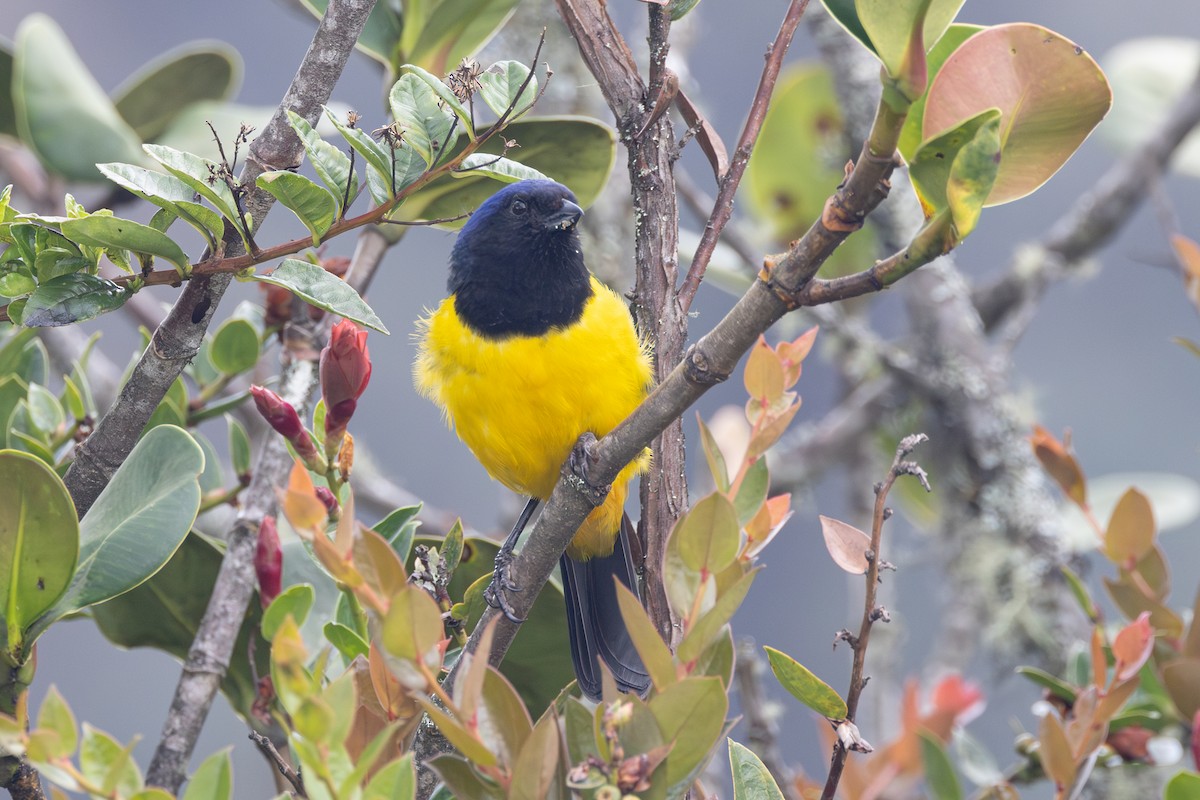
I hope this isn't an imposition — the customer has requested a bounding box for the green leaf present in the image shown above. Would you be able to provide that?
[729,739,785,800]
[80,725,141,798]
[677,568,758,664]
[388,72,456,166]
[181,749,233,800]
[909,108,1002,240]
[12,15,144,181]
[401,65,474,138]
[142,144,241,230]
[615,580,676,691]
[325,108,406,205]
[508,708,561,800]
[1165,771,1200,800]
[696,415,730,493]
[209,318,260,376]
[764,646,848,720]
[428,755,502,800]
[919,730,963,800]
[261,584,316,641]
[0,449,78,660]
[25,383,64,437]
[251,258,389,334]
[0,272,35,298]
[391,117,615,228]
[857,0,965,92]
[286,111,358,215]
[96,162,224,250]
[733,458,769,526]
[374,505,422,560]
[114,44,241,141]
[406,0,523,75]
[26,425,203,646]
[650,677,727,793]
[59,215,190,275]
[441,519,464,576]
[364,752,416,800]
[674,493,740,575]
[477,61,537,119]
[227,416,251,477]
[454,154,547,185]
[1014,666,1077,703]
[256,171,338,245]
[0,44,16,138]
[922,23,1112,206]
[667,0,703,20]
[323,621,369,661]
[36,686,78,759]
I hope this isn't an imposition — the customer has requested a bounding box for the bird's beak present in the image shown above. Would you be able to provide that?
[542,199,584,231]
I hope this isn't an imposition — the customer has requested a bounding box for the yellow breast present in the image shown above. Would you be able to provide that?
[414,278,653,540]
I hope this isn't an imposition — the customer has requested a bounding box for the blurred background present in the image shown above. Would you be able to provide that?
[2,1,1198,797]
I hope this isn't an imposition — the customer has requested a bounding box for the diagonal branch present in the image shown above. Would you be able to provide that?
[63,0,379,520]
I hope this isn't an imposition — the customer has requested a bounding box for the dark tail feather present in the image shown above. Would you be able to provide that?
[560,514,651,701]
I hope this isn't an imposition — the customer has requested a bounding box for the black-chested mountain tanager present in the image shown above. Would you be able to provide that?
[414,178,653,700]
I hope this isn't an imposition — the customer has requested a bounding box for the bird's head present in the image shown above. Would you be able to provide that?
[458,179,584,246]
[448,179,594,337]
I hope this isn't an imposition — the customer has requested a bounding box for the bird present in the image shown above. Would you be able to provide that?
[413,178,653,700]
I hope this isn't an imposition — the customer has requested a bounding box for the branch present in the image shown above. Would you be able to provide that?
[62,0,378,519]
[820,436,929,800]
[677,0,810,311]
[140,0,379,791]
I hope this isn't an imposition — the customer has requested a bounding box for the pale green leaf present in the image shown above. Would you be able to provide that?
[251,258,388,334]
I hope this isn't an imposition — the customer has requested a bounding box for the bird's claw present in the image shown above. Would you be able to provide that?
[484,548,526,623]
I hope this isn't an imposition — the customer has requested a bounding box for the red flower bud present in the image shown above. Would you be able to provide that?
[321,319,371,450]
[314,486,340,516]
[255,516,283,609]
[251,385,323,470]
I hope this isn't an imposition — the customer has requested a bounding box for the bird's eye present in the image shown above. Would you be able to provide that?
[511,198,528,215]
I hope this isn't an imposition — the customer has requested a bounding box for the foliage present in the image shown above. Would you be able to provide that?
[0,1,1165,799]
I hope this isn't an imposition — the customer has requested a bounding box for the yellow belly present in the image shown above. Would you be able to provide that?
[414,277,652,559]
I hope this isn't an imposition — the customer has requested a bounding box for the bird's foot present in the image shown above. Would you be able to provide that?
[484,545,526,623]
[564,432,610,508]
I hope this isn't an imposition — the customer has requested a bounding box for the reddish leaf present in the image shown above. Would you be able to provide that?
[1112,612,1154,682]
[279,460,327,533]
[743,336,783,402]
[1171,234,1200,314]
[777,327,817,387]
[675,88,729,180]
[1030,426,1087,507]
[820,515,871,574]
[1038,712,1077,792]
[1104,488,1156,568]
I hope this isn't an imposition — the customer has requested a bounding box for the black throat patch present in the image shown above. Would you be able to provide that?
[449,226,594,339]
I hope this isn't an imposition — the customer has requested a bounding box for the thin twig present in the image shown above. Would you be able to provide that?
[250,731,306,797]
[820,435,929,800]
[678,0,809,311]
